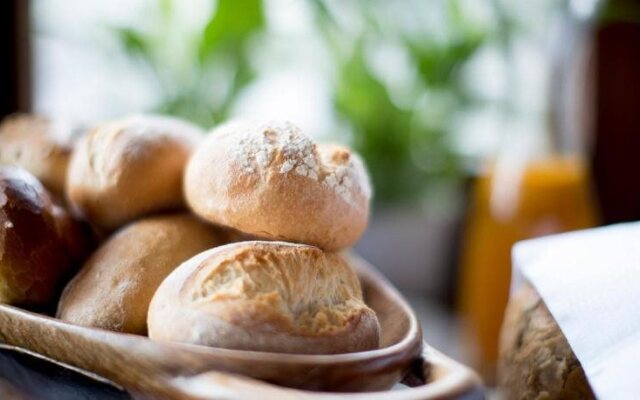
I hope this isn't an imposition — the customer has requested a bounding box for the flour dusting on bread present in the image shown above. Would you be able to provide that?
[220,120,368,204]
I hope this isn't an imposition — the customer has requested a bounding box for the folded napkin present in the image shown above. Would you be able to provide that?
[512,222,640,400]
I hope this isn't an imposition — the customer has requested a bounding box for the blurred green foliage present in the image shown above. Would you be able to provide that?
[113,0,264,127]
[312,0,492,204]
[114,0,500,205]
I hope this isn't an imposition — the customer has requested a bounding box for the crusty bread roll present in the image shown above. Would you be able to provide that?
[184,120,371,251]
[57,213,235,335]
[0,114,73,199]
[148,241,380,354]
[66,114,203,231]
[498,284,595,400]
[0,167,89,305]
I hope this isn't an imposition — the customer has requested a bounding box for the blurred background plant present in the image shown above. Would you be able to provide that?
[112,0,264,128]
[312,0,491,205]
[109,0,502,205]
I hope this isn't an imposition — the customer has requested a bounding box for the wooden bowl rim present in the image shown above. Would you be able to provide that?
[0,253,421,366]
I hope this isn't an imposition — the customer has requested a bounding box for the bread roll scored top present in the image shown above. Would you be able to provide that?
[66,114,203,230]
[148,241,380,354]
[0,114,73,198]
[57,213,234,334]
[184,120,371,251]
[0,167,86,305]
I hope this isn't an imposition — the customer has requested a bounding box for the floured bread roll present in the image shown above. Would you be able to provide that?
[498,284,595,400]
[184,120,371,251]
[58,213,235,335]
[66,114,203,230]
[0,114,73,199]
[148,241,380,354]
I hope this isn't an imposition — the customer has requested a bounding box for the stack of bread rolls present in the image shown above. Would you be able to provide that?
[0,113,379,355]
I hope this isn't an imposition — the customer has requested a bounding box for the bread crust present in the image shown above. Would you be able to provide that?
[66,114,203,230]
[148,241,380,354]
[57,213,233,334]
[498,284,595,400]
[0,167,86,305]
[0,114,73,199]
[184,121,371,251]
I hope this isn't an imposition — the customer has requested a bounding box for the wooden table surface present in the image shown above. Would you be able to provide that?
[0,347,129,399]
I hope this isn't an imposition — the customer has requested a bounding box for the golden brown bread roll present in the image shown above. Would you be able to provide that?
[498,284,595,400]
[66,114,203,231]
[0,114,73,199]
[57,213,235,335]
[184,120,371,251]
[0,166,89,305]
[148,241,380,354]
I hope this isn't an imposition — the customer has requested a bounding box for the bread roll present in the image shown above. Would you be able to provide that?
[0,114,73,199]
[184,120,371,251]
[0,167,87,305]
[57,213,234,335]
[498,284,595,400]
[148,241,380,354]
[66,114,203,230]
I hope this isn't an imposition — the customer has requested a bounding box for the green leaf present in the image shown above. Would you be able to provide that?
[198,0,265,63]
[159,0,173,18]
[333,43,435,204]
[406,29,487,88]
[154,93,216,128]
[112,27,153,62]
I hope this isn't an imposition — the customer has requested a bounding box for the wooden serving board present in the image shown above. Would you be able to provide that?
[0,255,483,399]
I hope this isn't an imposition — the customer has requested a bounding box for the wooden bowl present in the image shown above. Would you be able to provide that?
[0,254,482,399]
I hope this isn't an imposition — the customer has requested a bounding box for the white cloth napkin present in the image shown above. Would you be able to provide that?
[512,222,640,400]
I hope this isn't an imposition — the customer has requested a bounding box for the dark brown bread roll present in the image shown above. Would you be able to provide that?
[0,167,90,305]
[498,284,596,400]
